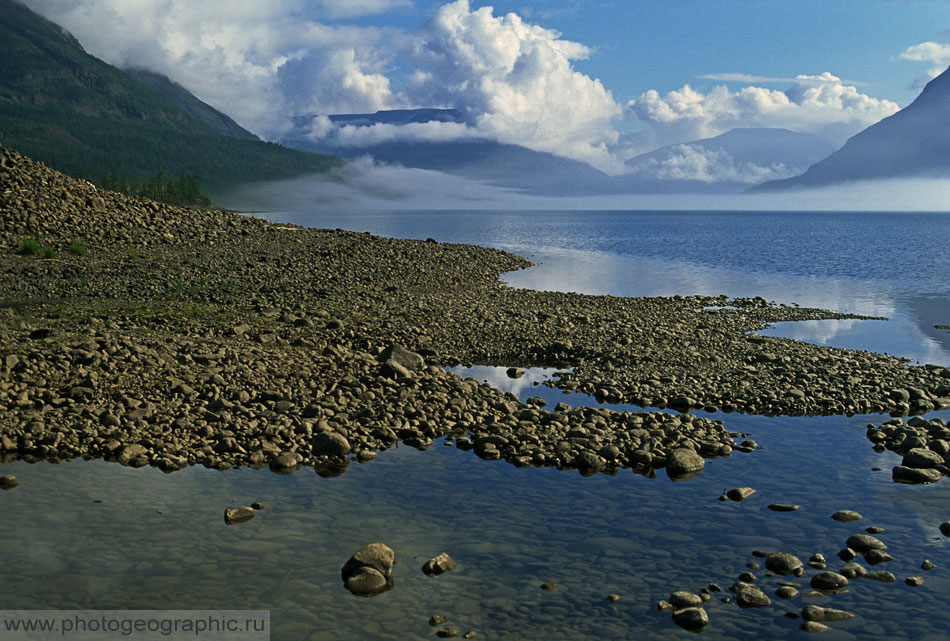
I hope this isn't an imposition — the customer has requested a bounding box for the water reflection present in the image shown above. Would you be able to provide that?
[1,410,948,641]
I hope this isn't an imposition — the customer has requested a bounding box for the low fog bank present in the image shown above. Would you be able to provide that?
[220,158,950,213]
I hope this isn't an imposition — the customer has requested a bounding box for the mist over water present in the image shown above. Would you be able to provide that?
[222,160,950,213]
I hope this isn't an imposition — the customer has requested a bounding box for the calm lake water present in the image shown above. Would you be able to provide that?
[3,210,950,641]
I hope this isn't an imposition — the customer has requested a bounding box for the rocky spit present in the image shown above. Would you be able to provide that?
[3,144,950,479]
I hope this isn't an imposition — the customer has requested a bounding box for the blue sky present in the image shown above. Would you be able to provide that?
[22,0,950,171]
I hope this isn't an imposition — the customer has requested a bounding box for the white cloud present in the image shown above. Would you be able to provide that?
[626,73,900,152]
[900,42,950,90]
[315,0,413,19]
[404,0,624,173]
[310,120,483,146]
[631,145,794,184]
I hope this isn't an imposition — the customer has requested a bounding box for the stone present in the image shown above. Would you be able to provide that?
[922,559,936,570]
[250,502,266,510]
[775,586,799,599]
[342,543,394,579]
[840,563,867,579]
[808,553,826,568]
[940,521,950,537]
[865,571,896,583]
[726,487,756,501]
[665,447,705,479]
[865,549,893,565]
[506,367,524,378]
[669,591,703,609]
[810,572,848,591]
[378,344,424,371]
[766,553,803,575]
[539,582,557,591]
[269,452,300,472]
[800,621,831,633]
[429,616,448,626]
[605,594,620,602]
[672,607,708,631]
[116,444,148,465]
[422,552,457,576]
[893,465,942,484]
[730,582,771,608]
[905,576,924,586]
[224,506,255,524]
[902,448,944,468]
[0,475,19,489]
[768,503,800,512]
[436,628,459,638]
[802,605,854,622]
[344,567,390,596]
[312,431,350,457]
[831,510,862,522]
[342,543,395,596]
[845,533,886,553]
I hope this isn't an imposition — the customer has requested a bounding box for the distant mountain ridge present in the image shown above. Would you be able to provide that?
[622,128,837,192]
[753,65,950,191]
[285,109,840,195]
[0,0,339,194]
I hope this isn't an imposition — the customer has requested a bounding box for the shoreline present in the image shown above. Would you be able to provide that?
[2,144,950,478]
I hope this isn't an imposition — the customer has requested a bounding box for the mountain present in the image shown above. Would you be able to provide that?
[123,68,258,141]
[752,66,950,192]
[283,110,615,195]
[0,0,339,195]
[617,128,838,193]
[285,110,839,195]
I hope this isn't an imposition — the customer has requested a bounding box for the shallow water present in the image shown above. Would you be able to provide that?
[4,209,950,640]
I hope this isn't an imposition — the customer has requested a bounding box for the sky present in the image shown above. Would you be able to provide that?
[21,0,950,175]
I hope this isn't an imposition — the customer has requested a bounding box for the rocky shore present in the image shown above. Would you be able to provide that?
[2,144,950,478]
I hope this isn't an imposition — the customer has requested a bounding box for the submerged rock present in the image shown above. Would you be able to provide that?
[224,506,255,524]
[342,543,395,596]
[726,487,756,502]
[831,510,862,522]
[0,474,18,489]
[422,552,457,576]
[810,572,848,591]
[802,605,854,622]
[672,607,709,631]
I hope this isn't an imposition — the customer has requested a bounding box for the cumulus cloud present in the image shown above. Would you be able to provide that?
[403,0,624,172]
[631,145,794,184]
[900,42,950,90]
[626,73,900,152]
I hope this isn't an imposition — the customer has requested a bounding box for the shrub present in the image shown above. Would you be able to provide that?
[68,238,87,256]
[18,236,55,259]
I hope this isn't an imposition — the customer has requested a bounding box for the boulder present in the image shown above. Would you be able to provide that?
[379,344,424,371]
[422,553,457,576]
[312,431,350,457]
[665,448,705,480]
[342,543,395,596]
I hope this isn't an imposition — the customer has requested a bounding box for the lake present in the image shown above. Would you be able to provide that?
[2,209,949,641]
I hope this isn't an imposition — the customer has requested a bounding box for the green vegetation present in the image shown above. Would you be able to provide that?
[0,0,341,198]
[68,238,87,257]
[18,235,55,259]
[100,170,211,207]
